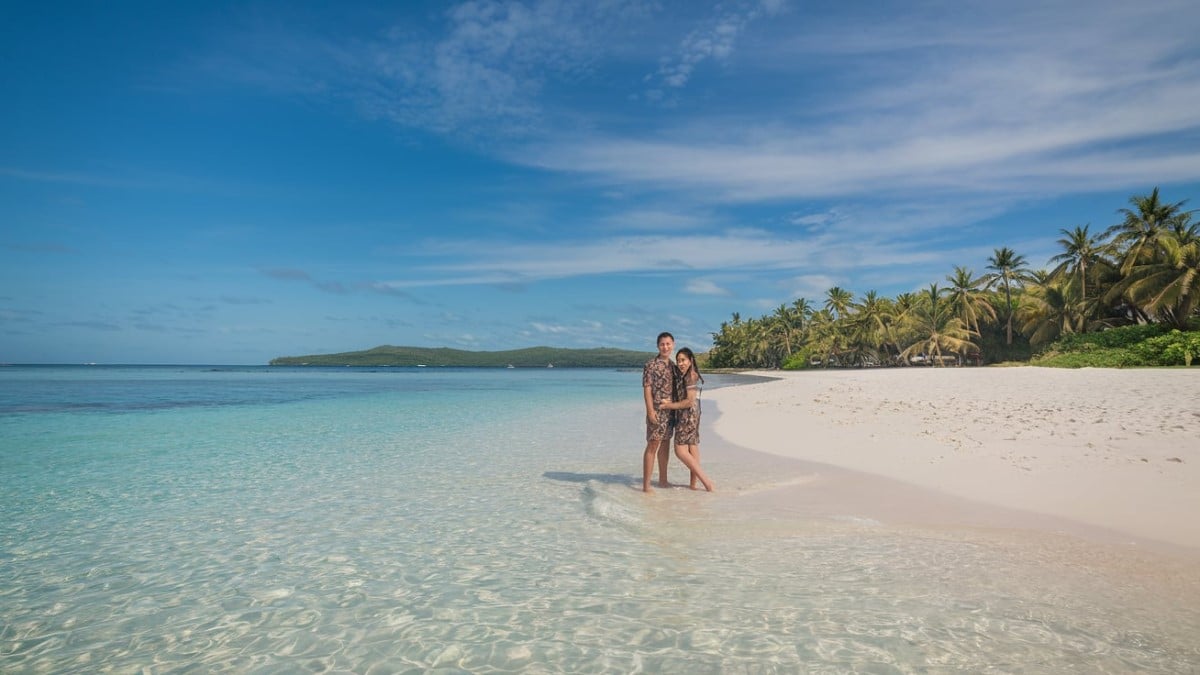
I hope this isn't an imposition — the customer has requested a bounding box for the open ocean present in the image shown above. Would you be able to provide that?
[2,365,1197,673]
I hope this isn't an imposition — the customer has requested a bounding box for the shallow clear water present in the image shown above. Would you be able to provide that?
[2,366,1197,673]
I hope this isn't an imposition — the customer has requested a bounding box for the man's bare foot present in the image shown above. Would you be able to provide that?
[642,486,654,493]
[657,480,672,488]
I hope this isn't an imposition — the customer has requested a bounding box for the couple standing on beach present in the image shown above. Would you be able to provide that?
[642,331,714,493]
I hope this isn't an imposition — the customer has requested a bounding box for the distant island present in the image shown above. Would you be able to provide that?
[269,345,655,368]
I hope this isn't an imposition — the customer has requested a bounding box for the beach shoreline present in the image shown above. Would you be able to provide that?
[705,367,1200,553]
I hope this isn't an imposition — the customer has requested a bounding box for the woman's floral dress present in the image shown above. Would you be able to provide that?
[674,374,701,444]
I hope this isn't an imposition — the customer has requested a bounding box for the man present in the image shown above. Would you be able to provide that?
[642,331,677,492]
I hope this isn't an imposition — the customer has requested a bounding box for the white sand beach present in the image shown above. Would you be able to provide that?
[708,367,1200,551]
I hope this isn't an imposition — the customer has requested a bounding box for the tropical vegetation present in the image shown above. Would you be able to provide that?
[706,188,1200,369]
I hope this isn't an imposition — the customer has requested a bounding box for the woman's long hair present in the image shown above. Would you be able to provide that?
[676,347,704,387]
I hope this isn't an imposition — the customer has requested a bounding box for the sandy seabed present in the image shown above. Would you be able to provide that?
[707,367,1200,552]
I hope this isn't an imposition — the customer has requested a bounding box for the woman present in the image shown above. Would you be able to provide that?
[658,347,713,492]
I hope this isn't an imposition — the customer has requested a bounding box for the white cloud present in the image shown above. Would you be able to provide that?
[514,318,635,348]
[202,1,657,138]
[597,208,713,232]
[651,0,786,92]
[377,225,948,291]
[530,321,569,334]
[787,274,838,301]
[789,212,835,228]
[516,1,1200,200]
[203,1,1200,202]
[196,0,1200,303]
[364,0,662,136]
[684,278,732,296]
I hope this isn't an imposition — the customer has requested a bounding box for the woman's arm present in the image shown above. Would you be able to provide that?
[659,384,696,410]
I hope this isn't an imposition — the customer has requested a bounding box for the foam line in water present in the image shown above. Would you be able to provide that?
[582,481,644,529]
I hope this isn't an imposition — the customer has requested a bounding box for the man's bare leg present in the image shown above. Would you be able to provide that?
[656,437,672,488]
[643,439,661,492]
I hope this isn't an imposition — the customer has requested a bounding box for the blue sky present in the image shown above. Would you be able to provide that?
[3,0,1199,364]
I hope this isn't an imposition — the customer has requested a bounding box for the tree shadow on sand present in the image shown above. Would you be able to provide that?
[543,471,635,486]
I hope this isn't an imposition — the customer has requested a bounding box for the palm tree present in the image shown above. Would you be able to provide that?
[1111,227,1200,329]
[772,304,796,358]
[790,298,814,351]
[708,312,747,367]
[986,247,1030,344]
[745,318,773,367]
[791,297,814,333]
[1018,276,1088,346]
[824,286,853,320]
[1105,187,1192,276]
[900,284,977,366]
[1170,214,1200,245]
[944,266,996,339]
[1048,224,1106,303]
[890,292,920,365]
[853,290,894,364]
[808,308,843,367]
[892,292,918,322]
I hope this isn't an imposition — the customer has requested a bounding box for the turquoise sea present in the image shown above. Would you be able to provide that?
[2,365,1198,673]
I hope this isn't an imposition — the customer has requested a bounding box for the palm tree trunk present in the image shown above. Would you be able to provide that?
[1004,279,1013,344]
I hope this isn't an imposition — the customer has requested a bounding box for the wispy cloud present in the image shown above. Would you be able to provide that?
[261,268,312,281]
[3,241,77,254]
[649,0,785,95]
[60,320,123,332]
[261,267,417,299]
[685,278,732,296]
[0,164,233,193]
[0,307,43,324]
[197,0,1200,208]
[530,321,569,334]
[787,274,839,301]
[203,0,656,138]
[596,208,714,232]
[514,317,635,348]
[377,228,944,290]
[526,1,1200,201]
[0,166,140,188]
[132,1,1200,326]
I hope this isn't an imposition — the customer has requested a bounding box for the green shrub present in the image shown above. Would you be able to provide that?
[1051,324,1167,351]
[1033,325,1200,367]
[1134,330,1200,366]
[782,346,819,370]
[1033,347,1152,368]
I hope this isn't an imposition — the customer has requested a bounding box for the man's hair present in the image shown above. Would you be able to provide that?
[656,331,674,343]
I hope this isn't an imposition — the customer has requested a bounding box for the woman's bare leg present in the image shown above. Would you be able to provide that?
[674,443,713,492]
[686,445,701,489]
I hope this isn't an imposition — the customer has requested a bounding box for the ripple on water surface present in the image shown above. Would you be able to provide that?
[2,368,1198,672]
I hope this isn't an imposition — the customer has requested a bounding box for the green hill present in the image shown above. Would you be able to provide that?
[269,345,654,368]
